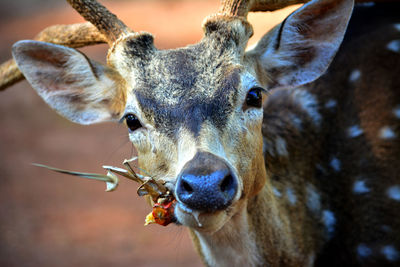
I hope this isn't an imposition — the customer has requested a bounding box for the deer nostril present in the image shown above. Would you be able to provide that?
[220,174,233,193]
[182,180,194,194]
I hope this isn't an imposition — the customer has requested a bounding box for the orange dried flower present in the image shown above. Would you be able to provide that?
[145,199,176,226]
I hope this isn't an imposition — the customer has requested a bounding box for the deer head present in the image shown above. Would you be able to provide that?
[4,0,356,265]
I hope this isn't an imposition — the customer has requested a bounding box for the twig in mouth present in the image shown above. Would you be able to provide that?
[33,159,176,227]
[33,159,169,200]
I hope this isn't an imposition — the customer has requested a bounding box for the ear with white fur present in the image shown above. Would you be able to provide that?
[12,40,126,125]
[246,0,354,89]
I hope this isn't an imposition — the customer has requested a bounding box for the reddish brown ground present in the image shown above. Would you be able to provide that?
[0,1,295,266]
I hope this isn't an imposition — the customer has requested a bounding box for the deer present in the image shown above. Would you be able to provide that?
[1,0,399,266]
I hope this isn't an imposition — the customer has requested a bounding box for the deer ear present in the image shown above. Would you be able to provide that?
[12,40,126,125]
[246,0,354,89]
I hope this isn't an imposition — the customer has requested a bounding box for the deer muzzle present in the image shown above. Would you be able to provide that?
[175,151,239,213]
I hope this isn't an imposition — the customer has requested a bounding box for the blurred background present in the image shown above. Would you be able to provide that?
[0,1,297,266]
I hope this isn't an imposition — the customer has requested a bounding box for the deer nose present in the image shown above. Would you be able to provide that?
[176,151,238,212]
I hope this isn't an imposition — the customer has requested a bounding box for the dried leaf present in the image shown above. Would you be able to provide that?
[105,170,118,192]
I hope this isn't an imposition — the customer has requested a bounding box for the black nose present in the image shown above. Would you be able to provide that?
[176,151,238,212]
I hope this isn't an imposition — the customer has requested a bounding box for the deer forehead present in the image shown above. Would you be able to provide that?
[118,39,257,137]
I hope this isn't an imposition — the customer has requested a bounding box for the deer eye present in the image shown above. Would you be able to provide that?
[245,87,263,108]
[124,114,142,132]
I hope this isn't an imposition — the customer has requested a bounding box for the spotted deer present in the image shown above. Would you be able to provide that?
[1,0,399,266]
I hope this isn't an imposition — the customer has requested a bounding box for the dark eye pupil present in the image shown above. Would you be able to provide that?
[246,87,262,108]
[125,114,142,132]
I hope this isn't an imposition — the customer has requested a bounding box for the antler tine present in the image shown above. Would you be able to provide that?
[219,0,252,17]
[219,0,310,17]
[250,0,309,12]
[0,22,106,91]
[0,59,21,91]
[66,0,133,44]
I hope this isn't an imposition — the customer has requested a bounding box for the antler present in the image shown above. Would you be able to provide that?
[220,0,394,17]
[66,0,133,44]
[219,0,309,17]
[1,0,133,91]
[249,0,310,12]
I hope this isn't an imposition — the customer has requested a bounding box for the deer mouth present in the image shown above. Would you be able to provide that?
[174,202,231,232]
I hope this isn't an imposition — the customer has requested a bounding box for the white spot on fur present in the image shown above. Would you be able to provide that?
[272,187,282,197]
[393,105,400,119]
[330,157,341,172]
[379,126,397,140]
[387,185,400,201]
[395,24,400,32]
[347,125,364,138]
[358,2,375,6]
[387,40,400,53]
[349,69,361,82]
[288,113,303,130]
[292,89,321,126]
[286,187,297,205]
[324,99,337,109]
[263,137,275,157]
[353,180,370,194]
[381,245,399,261]
[262,137,268,154]
[322,210,336,238]
[306,184,321,214]
[357,244,372,258]
[306,252,316,267]
[275,137,288,157]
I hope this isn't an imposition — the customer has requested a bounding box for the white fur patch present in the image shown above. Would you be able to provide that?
[288,113,303,130]
[379,126,397,140]
[381,245,399,261]
[393,105,400,119]
[275,137,289,157]
[324,99,337,109]
[387,185,400,201]
[272,187,282,197]
[292,89,321,127]
[322,210,336,238]
[306,184,321,214]
[358,2,375,7]
[262,137,268,154]
[330,157,341,172]
[349,69,361,82]
[353,180,370,194]
[387,40,400,53]
[395,24,400,32]
[357,244,372,258]
[286,187,297,205]
[347,125,364,138]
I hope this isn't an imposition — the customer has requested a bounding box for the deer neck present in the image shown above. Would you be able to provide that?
[190,182,319,267]
[190,200,262,267]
